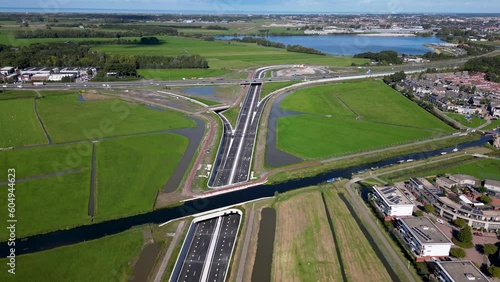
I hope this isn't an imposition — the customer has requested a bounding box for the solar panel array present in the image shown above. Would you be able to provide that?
[411,227,432,242]
[381,187,397,194]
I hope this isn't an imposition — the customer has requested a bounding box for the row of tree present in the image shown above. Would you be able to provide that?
[15,27,178,39]
[462,55,500,83]
[353,50,402,65]
[0,43,208,74]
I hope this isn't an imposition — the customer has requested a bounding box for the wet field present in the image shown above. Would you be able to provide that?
[265,94,303,167]
[251,207,276,282]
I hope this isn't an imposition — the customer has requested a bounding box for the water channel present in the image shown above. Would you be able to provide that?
[0,135,492,257]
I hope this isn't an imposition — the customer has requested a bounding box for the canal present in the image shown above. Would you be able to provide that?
[0,135,491,257]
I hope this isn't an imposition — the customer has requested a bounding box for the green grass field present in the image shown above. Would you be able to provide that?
[446,112,486,128]
[425,158,500,181]
[94,36,368,69]
[0,90,37,100]
[223,106,240,128]
[94,133,188,220]
[277,115,441,159]
[276,80,455,159]
[0,99,47,147]
[483,119,500,130]
[280,84,356,118]
[260,80,302,100]
[281,81,454,132]
[138,68,229,80]
[0,143,92,182]
[37,94,194,143]
[0,229,143,281]
[0,171,90,240]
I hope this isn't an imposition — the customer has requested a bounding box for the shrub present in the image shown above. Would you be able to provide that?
[484,243,498,255]
[450,247,466,258]
[424,204,435,214]
[479,195,492,204]
[488,266,500,278]
[453,218,467,228]
[414,210,424,217]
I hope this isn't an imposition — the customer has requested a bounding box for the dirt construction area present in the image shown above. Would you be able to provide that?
[275,66,328,77]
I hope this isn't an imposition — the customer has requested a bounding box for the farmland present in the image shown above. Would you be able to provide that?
[0,90,37,100]
[94,36,368,69]
[277,115,439,159]
[36,94,195,143]
[270,187,392,281]
[0,142,92,182]
[276,80,454,159]
[0,229,144,282]
[94,133,188,220]
[0,98,47,147]
[323,189,392,281]
[272,191,343,281]
[0,171,91,240]
[137,68,229,80]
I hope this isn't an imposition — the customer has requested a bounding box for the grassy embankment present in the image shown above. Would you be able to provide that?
[277,80,455,159]
[259,80,302,100]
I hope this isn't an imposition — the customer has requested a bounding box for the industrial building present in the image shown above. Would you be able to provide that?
[371,185,414,219]
[396,217,452,261]
[432,260,490,282]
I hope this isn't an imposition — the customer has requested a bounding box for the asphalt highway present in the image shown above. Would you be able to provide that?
[208,68,267,187]
[173,213,241,282]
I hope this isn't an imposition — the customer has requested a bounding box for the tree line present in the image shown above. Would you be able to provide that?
[353,50,402,65]
[229,37,325,55]
[0,43,208,77]
[15,27,177,39]
[462,55,500,83]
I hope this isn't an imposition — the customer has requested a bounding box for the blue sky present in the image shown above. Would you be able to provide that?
[2,0,499,13]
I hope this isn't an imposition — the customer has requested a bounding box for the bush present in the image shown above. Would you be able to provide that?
[424,204,435,214]
[450,247,466,258]
[414,210,424,217]
[479,195,492,204]
[457,226,473,244]
[488,266,500,278]
[453,218,467,228]
[484,243,498,255]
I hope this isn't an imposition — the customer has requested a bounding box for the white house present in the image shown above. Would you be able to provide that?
[397,217,452,261]
[449,174,476,187]
[485,179,500,193]
[372,186,414,219]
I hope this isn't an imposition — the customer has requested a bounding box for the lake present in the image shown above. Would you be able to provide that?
[181,86,215,95]
[216,35,445,56]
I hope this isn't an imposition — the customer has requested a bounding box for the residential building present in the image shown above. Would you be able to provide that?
[432,260,490,282]
[449,174,477,187]
[436,177,457,189]
[485,179,500,193]
[371,185,414,219]
[405,177,500,231]
[396,217,452,261]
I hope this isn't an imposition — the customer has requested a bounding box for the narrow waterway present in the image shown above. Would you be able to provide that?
[0,135,491,257]
[251,208,276,282]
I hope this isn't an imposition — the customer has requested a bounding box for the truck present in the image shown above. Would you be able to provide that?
[32,82,45,86]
